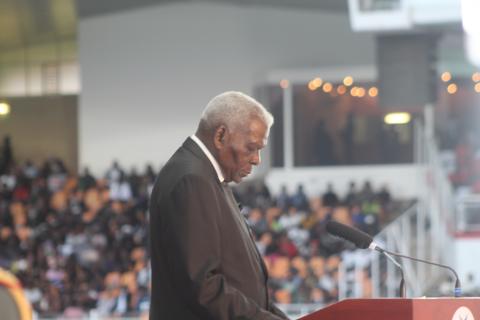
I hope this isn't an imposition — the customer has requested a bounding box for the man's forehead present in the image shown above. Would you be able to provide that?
[248,120,267,133]
[248,130,268,147]
[249,117,268,132]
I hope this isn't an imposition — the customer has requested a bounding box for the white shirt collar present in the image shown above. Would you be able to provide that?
[190,135,225,183]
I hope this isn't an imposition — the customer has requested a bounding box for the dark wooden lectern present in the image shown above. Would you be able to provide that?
[299,298,480,320]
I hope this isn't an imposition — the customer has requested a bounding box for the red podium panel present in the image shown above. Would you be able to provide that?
[299,298,480,320]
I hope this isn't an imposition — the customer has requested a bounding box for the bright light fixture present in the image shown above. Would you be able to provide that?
[462,0,480,34]
[462,0,480,67]
[384,112,411,125]
[0,102,10,116]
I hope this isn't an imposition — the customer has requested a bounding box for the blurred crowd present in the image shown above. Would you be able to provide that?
[0,159,151,318]
[0,155,407,317]
[235,180,402,305]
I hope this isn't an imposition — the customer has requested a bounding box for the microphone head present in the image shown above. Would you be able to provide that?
[326,220,373,249]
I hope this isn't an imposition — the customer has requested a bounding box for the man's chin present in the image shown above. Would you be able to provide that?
[232,174,247,184]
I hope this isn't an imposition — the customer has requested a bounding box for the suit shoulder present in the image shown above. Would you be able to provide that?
[151,148,218,203]
[161,148,214,181]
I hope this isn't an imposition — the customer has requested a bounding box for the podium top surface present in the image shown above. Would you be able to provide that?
[299,298,480,320]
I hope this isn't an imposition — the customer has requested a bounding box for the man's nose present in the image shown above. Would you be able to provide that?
[251,151,261,165]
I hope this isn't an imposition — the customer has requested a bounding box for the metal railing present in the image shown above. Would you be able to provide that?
[339,106,456,298]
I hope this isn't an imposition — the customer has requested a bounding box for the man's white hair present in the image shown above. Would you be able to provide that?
[199,91,274,132]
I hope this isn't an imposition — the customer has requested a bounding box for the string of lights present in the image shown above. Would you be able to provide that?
[279,70,480,97]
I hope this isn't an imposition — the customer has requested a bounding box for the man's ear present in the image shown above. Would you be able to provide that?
[213,125,228,149]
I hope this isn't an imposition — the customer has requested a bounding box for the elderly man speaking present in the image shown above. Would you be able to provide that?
[149,91,288,320]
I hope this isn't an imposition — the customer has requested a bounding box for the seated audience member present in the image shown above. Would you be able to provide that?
[322,183,339,208]
[292,184,310,212]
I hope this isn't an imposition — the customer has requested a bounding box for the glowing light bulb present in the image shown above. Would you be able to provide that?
[337,85,347,95]
[350,87,358,97]
[472,72,480,82]
[441,72,452,82]
[447,83,458,94]
[312,77,322,87]
[323,82,333,93]
[343,76,353,87]
[357,87,366,97]
[308,81,317,91]
[474,82,480,93]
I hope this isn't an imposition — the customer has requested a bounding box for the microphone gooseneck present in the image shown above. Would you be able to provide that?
[375,247,462,298]
[382,251,406,298]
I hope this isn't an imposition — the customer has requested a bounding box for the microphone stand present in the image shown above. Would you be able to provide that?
[374,246,461,297]
[381,251,406,298]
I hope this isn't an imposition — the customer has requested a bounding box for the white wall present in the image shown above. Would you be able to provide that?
[78,2,375,175]
[266,164,427,199]
[455,238,480,289]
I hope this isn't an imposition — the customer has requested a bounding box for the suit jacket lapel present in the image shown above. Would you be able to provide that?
[184,137,270,284]
[222,184,269,282]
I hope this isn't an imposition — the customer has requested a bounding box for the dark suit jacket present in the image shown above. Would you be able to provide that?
[149,138,288,320]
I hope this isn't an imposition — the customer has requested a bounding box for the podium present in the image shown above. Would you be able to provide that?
[299,298,480,320]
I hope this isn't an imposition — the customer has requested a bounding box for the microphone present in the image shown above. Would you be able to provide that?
[326,220,462,297]
[326,220,406,297]
[326,220,373,249]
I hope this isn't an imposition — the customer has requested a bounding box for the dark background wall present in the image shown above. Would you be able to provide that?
[0,95,78,172]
